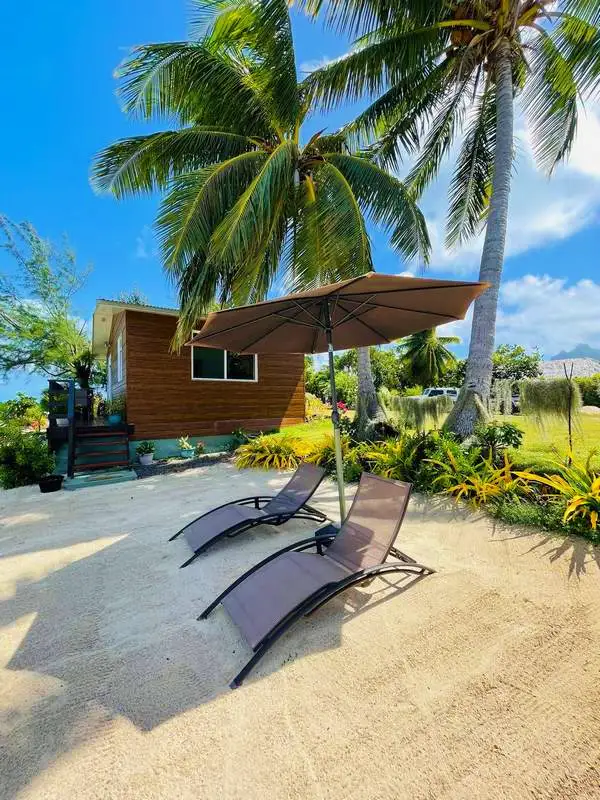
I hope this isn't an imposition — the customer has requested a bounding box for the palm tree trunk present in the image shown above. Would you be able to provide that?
[445,38,514,438]
[354,346,379,439]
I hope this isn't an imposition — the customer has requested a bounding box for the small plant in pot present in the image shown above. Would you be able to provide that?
[105,396,126,426]
[195,440,205,457]
[178,436,195,458]
[136,440,155,466]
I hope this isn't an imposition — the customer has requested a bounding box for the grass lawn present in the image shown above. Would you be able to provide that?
[506,412,600,471]
[278,412,600,472]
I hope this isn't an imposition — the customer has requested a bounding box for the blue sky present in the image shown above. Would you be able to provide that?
[2,1,599,400]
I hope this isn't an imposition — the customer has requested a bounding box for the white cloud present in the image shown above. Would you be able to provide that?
[298,55,334,74]
[496,274,600,357]
[134,225,159,260]
[436,273,600,359]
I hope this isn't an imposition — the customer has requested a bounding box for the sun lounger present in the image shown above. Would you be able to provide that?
[169,462,328,567]
[199,472,434,687]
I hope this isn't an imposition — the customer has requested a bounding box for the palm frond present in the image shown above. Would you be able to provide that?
[324,153,430,262]
[303,27,445,112]
[284,163,373,292]
[208,140,297,266]
[300,0,447,37]
[346,56,453,159]
[406,79,472,198]
[522,32,579,173]
[157,151,267,277]
[116,42,272,135]
[555,12,600,98]
[91,128,255,197]
[446,86,496,247]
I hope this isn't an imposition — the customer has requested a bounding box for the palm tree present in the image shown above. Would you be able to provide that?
[398,329,460,387]
[306,0,600,435]
[91,0,429,430]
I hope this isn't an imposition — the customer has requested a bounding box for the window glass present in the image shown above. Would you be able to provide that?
[428,389,443,397]
[192,347,225,379]
[227,352,256,381]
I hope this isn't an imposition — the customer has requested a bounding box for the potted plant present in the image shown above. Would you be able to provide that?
[105,395,126,426]
[136,440,155,466]
[178,436,195,458]
[195,440,205,457]
[39,474,64,493]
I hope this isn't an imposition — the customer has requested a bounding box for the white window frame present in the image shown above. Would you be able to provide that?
[116,334,123,382]
[190,332,258,382]
[106,353,112,399]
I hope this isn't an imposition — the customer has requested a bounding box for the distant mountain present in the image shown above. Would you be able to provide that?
[550,343,600,361]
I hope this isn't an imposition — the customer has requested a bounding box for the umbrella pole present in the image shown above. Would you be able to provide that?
[325,322,347,522]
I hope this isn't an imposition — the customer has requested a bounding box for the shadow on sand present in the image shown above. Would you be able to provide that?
[1,478,426,797]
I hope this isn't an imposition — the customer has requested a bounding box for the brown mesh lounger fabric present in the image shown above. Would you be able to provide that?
[169,462,328,567]
[199,472,435,687]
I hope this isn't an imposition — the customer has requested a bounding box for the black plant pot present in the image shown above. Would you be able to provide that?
[39,474,64,493]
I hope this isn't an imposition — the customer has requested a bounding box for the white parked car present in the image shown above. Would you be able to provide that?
[421,387,459,401]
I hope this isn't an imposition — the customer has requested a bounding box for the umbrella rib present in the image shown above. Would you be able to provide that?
[289,299,324,327]
[335,300,390,342]
[334,294,377,327]
[235,305,318,352]
[191,302,302,343]
[338,299,461,322]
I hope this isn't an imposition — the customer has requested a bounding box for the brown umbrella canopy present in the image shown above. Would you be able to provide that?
[188,272,488,353]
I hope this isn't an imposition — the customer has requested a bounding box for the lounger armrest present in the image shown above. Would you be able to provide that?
[237,496,275,509]
[197,534,338,620]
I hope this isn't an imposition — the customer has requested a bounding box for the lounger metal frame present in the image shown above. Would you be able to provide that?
[169,495,328,569]
[199,532,434,688]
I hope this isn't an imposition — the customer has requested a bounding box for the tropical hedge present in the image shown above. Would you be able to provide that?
[234,423,600,544]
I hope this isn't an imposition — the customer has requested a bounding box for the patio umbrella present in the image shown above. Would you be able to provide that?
[189,272,488,520]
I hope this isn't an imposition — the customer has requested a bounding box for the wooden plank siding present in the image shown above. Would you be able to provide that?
[123,310,305,440]
[108,311,127,399]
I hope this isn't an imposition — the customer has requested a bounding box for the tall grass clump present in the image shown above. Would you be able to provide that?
[379,388,453,432]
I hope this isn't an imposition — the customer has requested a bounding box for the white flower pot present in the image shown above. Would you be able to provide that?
[139,453,154,466]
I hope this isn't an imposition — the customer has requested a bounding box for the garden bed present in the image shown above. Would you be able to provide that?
[133,451,232,479]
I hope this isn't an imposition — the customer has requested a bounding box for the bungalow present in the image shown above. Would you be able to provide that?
[90,299,305,457]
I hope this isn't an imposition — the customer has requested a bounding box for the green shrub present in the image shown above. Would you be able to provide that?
[0,429,56,489]
[363,432,434,483]
[574,376,600,407]
[472,420,524,461]
[429,451,532,508]
[489,496,568,533]
[105,395,126,417]
[235,435,304,470]
[404,386,423,397]
[135,440,155,455]
[306,434,365,482]
[305,393,330,420]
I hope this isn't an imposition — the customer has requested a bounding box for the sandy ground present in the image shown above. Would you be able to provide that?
[1,463,600,800]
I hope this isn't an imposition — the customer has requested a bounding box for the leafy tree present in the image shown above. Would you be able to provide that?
[334,347,407,390]
[493,344,541,381]
[92,0,430,433]
[306,0,600,435]
[0,393,46,431]
[397,328,460,387]
[0,216,104,388]
[118,288,149,305]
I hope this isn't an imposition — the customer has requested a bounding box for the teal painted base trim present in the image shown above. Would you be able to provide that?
[54,443,68,476]
[129,434,234,462]
[64,469,138,491]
